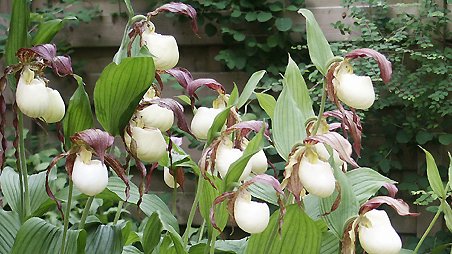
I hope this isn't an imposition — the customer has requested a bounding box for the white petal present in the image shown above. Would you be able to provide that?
[72,155,109,196]
[42,88,65,123]
[125,127,167,163]
[234,191,270,234]
[313,143,343,168]
[358,210,402,254]
[142,30,179,70]
[336,73,375,110]
[298,156,336,198]
[191,107,223,140]
[163,167,180,188]
[16,76,49,118]
[215,147,252,181]
[250,150,268,174]
[137,104,174,132]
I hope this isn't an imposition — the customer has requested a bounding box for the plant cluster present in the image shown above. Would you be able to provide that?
[0,1,451,254]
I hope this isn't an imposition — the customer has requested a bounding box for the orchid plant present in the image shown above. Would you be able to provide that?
[0,1,451,254]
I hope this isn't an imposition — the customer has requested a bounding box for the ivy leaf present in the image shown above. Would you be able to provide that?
[94,57,155,136]
[275,17,293,32]
[257,12,273,22]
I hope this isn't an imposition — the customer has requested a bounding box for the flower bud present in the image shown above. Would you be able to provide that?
[72,154,108,196]
[191,107,223,140]
[125,126,167,163]
[249,150,268,175]
[335,73,375,110]
[142,24,179,71]
[41,88,65,123]
[358,209,402,254]
[16,68,49,118]
[137,104,174,132]
[215,146,252,181]
[298,155,335,198]
[163,167,180,189]
[234,191,270,234]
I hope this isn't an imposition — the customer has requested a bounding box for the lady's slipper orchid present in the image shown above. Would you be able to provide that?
[42,88,65,123]
[16,67,50,118]
[72,153,108,196]
[234,191,270,234]
[313,143,344,168]
[125,126,167,163]
[249,150,268,175]
[298,153,336,198]
[137,104,174,132]
[358,209,402,254]
[163,167,180,189]
[215,145,252,181]
[191,107,223,140]
[142,22,179,71]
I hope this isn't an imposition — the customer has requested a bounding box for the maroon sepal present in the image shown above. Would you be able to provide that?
[345,48,392,84]
[360,196,419,216]
[30,44,73,77]
[149,2,199,35]
[70,129,114,164]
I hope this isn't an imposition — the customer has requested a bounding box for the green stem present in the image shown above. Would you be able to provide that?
[197,220,206,242]
[18,112,30,218]
[209,232,217,254]
[311,80,327,136]
[113,201,124,225]
[183,175,203,247]
[413,206,442,254]
[60,181,74,254]
[78,196,94,230]
[172,178,178,216]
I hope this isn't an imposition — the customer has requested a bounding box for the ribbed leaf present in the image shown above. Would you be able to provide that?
[102,176,140,204]
[298,9,334,75]
[94,57,155,136]
[11,217,85,254]
[206,106,232,145]
[140,194,179,233]
[159,232,188,254]
[227,84,239,107]
[0,210,20,254]
[198,176,228,233]
[246,205,321,253]
[255,93,276,119]
[5,0,29,65]
[441,200,452,232]
[32,17,76,44]
[346,167,396,205]
[421,148,446,198]
[123,245,143,254]
[320,167,359,238]
[319,230,340,254]
[0,167,49,215]
[63,75,93,144]
[142,213,163,254]
[236,70,266,109]
[248,181,278,205]
[224,127,264,189]
[86,224,123,254]
[273,56,314,160]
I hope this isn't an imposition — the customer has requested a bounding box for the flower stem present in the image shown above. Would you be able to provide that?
[113,201,124,225]
[172,177,178,215]
[311,80,327,136]
[78,196,94,230]
[60,180,73,254]
[183,175,203,247]
[413,206,442,254]
[197,220,206,242]
[18,112,30,218]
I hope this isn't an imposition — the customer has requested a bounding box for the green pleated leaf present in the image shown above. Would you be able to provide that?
[86,224,123,254]
[63,75,93,144]
[237,70,266,109]
[227,84,239,107]
[142,213,163,254]
[319,230,340,254]
[198,176,228,233]
[420,148,446,198]
[32,17,76,45]
[248,181,278,205]
[206,106,232,145]
[0,167,49,216]
[140,194,179,233]
[0,210,20,254]
[441,200,452,232]
[158,232,188,254]
[273,56,314,160]
[224,127,264,189]
[5,0,30,65]
[255,93,276,119]
[94,57,155,136]
[320,167,359,238]
[298,9,334,75]
[102,176,140,204]
[246,205,321,253]
[346,167,396,205]
[123,245,143,254]
[11,217,85,254]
